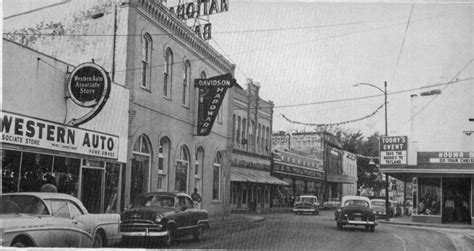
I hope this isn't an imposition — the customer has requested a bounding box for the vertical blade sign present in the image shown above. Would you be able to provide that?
[195,73,235,136]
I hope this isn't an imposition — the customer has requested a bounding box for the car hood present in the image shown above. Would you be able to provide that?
[121,207,175,221]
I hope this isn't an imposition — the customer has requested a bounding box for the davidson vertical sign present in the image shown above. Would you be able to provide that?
[194,73,235,136]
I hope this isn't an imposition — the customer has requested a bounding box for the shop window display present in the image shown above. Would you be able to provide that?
[105,163,120,213]
[53,157,80,196]
[417,178,441,215]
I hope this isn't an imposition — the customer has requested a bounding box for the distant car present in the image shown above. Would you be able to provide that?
[323,198,341,209]
[370,199,394,218]
[335,195,377,232]
[293,195,320,215]
[120,192,209,246]
[0,192,121,247]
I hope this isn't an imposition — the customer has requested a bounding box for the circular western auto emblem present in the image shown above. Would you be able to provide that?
[67,62,111,107]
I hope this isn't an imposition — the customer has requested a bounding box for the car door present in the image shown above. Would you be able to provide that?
[47,199,90,247]
[175,196,192,235]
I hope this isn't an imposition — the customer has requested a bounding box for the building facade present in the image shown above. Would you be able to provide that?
[342,151,358,196]
[230,79,288,211]
[2,39,130,214]
[4,0,235,216]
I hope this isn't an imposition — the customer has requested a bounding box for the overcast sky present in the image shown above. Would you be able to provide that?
[3,1,474,148]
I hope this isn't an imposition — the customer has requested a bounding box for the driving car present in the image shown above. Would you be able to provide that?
[293,195,320,215]
[0,192,121,247]
[370,199,394,218]
[323,198,341,209]
[120,192,209,246]
[335,195,377,232]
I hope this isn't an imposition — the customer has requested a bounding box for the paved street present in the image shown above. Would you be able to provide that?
[132,210,474,250]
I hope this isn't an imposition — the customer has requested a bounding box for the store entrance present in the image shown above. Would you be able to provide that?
[442,178,471,224]
[81,168,104,213]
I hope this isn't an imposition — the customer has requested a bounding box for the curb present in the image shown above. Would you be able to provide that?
[378,220,474,230]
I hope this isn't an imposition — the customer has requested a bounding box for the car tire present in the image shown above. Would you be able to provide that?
[164,226,176,247]
[365,225,370,232]
[369,226,375,232]
[12,241,27,247]
[193,226,205,241]
[93,232,104,248]
[337,223,343,230]
[316,210,319,215]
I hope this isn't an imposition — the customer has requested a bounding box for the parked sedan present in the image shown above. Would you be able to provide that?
[120,192,209,246]
[293,195,320,215]
[335,195,377,232]
[323,198,341,209]
[0,192,121,247]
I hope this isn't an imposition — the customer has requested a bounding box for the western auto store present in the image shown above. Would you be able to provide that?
[2,40,129,214]
[383,151,474,224]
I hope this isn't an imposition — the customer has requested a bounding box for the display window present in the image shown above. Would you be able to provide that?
[416,178,441,216]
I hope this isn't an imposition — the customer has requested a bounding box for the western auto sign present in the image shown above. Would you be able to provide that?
[67,62,111,107]
[1,111,119,159]
[195,73,236,136]
[380,136,408,166]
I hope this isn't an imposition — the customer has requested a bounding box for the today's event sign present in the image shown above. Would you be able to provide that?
[380,136,408,166]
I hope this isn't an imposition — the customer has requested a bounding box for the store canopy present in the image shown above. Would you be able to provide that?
[230,167,289,186]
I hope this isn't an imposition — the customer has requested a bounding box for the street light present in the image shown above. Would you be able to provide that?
[354,81,390,221]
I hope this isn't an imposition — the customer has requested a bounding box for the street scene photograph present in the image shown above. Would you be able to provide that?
[1,0,473,250]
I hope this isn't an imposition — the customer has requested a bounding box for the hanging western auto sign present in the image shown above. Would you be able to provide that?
[1,111,119,159]
[380,136,408,166]
[195,73,235,136]
[66,62,111,126]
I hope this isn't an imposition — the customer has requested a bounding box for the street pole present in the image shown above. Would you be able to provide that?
[384,81,389,222]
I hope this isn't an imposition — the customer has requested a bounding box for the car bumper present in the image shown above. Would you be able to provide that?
[122,230,168,237]
[293,208,317,212]
[338,219,377,226]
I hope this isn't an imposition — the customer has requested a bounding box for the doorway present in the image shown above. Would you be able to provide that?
[442,178,471,224]
[81,168,104,213]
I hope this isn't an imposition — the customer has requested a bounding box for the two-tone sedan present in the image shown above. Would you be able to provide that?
[0,192,121,247]
[293,195,320,215]
[335,195,377,232]
[120,192,209,246]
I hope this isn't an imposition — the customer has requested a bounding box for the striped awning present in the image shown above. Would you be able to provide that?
[230,167,289,186]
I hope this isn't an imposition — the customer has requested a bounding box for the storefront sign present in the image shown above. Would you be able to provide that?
[231,158,270,171]
[380,136,408,166]
[419,152,474,165]
[273,163,324,179]
[67,62,111,108]
[195,73,236,136]
[1,111,119,159]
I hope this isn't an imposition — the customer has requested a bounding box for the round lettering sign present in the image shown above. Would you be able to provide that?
[67,62,111,107]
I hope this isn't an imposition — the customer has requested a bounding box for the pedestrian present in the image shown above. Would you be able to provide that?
[191,188,202,208]
[40,173,57,193]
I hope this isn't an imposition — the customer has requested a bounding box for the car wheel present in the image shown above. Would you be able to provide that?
[316,210,319,215]
[193,226,205,241]
[370,226,375,232]
[164,226,176,247]
[93,232,104,248]
[365,225,370,232]
[12,241,27,247]
[337,223,343,230]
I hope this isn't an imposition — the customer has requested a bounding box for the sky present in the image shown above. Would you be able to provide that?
[3,0,474,148]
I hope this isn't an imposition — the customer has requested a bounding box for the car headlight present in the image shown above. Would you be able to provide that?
[336,208,342,213]
[155,214,164,223]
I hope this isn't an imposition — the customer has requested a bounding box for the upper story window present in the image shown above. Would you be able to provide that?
[242,118,247,143]
[236,116,241,143]
[183,60,191,106]
[232,115,236,142]
[164,48,173,98]
[141,33,152,89]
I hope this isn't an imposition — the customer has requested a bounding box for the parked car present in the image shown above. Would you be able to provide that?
[0,192,121,247]
[120,192,209,246]
[323,198,341,209]
[293,195,320,215]
[370,199,395,218]
[391,200,402,217]
[335,195,377,232]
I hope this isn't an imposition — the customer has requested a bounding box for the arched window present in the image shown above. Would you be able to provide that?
[142,33,152,89]
[195,147,204,194]
[232,115,236,142]
[183,60,191,106]
[131,135,151,204]
[158,137,170,190]
[164,48,173,98]
[212,152,222,200]
[175,145,190,193]
[236,116,241,143]
[242,118,247,143]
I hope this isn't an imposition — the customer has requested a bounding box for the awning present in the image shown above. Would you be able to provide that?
[230,167,289,186]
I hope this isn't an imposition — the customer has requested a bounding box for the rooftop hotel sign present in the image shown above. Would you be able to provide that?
[380,136,408,166]
[194,73,235,136]
[1,111,119,159]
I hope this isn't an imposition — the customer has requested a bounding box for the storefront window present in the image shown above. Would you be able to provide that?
[20,153,53,192]
[212,152,222,200]
[2,150,21,193]
[105,163,121,213]
[175,145,189,193]
[131,135,151,205]
[54,157,80,197]
[417,178,441,215]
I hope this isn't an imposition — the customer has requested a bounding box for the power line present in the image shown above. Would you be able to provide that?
[391,3,415,83]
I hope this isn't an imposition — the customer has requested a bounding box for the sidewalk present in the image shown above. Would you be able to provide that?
[378,215,474,229]
[209,213,265,229]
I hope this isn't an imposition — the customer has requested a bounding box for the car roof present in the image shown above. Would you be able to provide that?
[2,192,77,200]
[371,199,385,202]
[139,191,190,197]
[341,195,371,203]
[299,195,317,198]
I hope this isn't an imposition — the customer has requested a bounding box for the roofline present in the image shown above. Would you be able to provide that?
[4,0,71,20]
[3,38,73,67]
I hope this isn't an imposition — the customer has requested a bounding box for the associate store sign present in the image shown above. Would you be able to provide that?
[380,136,408,165]
[1,112,119,159]
[67,62,111,108]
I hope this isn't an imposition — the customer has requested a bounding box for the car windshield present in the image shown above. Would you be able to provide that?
[344,199,369,208]
[0,195,49,215]
[133,194,175,208]
[297,197,315,203]
[371,201,385,206]
[329,198,339,202]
